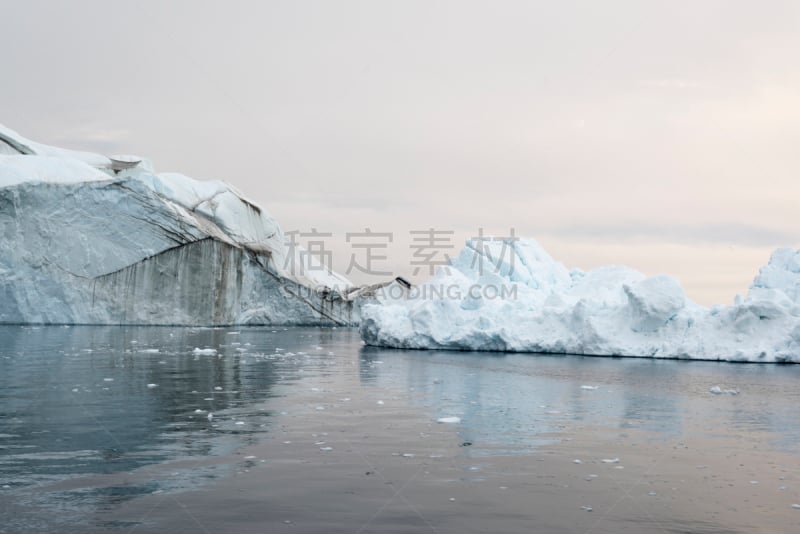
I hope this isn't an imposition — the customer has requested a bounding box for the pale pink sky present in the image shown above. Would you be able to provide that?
[2,1,798,305]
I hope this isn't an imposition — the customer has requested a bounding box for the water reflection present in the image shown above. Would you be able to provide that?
[0,326,360,500]
[359,346,800,454]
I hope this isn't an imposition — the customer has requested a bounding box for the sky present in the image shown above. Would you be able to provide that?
[1,0,798,304]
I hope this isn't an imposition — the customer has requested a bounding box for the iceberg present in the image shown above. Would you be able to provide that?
[0,125,356,325]
[359,238,800,362]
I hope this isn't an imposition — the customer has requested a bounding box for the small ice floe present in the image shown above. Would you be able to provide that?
[573,459,582,464]
[193,348,218,356]
[792,504,800,510]
[147,383,158,388]
[581,506,593,512]
[750,480,759,485]
[207,413,214,421]
[376,400,385,405]
[580,385,599,390]
[709,386,739,395]
[320,446,333,452]
[139,349,160,354]
[601,458,620,464]
[194,409,206,413]
[449,498,456,502]
[103,378,114,382]
[437,416,461,424]
[235,421,245,425]
[244,455,256,460]
[214,386,223,391]
[227,332,240,335]
[648,491,657,496]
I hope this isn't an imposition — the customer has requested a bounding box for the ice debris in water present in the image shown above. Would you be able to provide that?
[709,386,739,395]
[147,383,158,388]
[193,348,218,356]
[601,458,620,464]
[437,416,461,424]
[580,385,599,390]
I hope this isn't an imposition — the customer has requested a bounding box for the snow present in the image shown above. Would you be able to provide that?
[0,124,357,326]
[0,124,112,169]
[360,238,800,363]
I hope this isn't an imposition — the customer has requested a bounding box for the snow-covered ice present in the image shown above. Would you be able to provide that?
[359,238,800,362]
[0,124,357,326]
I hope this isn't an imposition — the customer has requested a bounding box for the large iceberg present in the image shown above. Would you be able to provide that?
[0,125,356,325]
[359,238,800,362]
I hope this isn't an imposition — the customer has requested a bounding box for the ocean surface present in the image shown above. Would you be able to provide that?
[1,325,799,533]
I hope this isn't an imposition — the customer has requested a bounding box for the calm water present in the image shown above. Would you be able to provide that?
[1,325,799,533]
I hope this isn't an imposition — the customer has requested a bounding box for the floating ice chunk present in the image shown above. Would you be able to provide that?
[193,348,218,356]
[139,349,160,354]
[709,386,739,395]
[581,506,593,512]
[580,385,599,390]
[320,447,333,452]
[235,421,245,425]
[207,413,214,421]
[147,383,158,388]
[573,459,582,464]
[437,416,461,424]
[601,458,620,464]
[214,386,223,391]
[359,238,800,362]
[376,400,384,405]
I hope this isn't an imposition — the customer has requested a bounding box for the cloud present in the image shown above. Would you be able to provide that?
[639,79,708,90]
[543,222,797,248]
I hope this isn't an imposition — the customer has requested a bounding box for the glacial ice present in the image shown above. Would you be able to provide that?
[0,124,356,325]
[359,238,800,362]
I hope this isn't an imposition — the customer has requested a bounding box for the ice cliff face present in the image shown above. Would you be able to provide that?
[359,239,800,362]
[0,125,355,325]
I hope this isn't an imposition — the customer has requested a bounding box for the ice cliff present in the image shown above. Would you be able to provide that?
[359,239,800,362]
[0,125,356,325]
